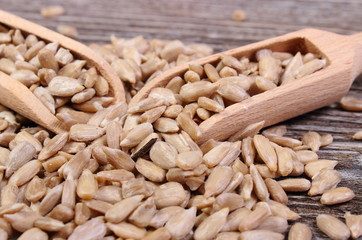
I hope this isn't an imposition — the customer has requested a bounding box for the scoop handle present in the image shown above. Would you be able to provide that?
[350,32,362,78]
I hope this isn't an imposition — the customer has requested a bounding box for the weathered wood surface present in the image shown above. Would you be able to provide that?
[1,0,361,239]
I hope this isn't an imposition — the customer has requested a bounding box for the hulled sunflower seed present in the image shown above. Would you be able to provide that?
[288,223,312,240]
[345,212,362,239]
[320,187,355,205]
[316,214,350,240]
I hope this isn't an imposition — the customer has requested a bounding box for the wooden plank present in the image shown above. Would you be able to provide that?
[0,0,361,239]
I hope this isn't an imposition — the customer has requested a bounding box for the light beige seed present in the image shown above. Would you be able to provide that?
[194,208,229,240]
[340,96,362,111]
[93,185,121,204]
[259,55,282,84]
[54,47,74,66]
[84,199,112,214]
[184,70,200,82]
[25,176,46,202]
[62,141,86,154]
[61,177,77,208]
[71,88,96,104]
[204,63,220,82]
[57,25,79,38]
[255,76,277,91]
[197,96,224,113]
[304,159,338,178]
[278,178,311,192]
[256,216,288,233]
[53,222,75,239]
[120,122,153,148]
[163,105,183,118]
[250,164,269,201]
[213,193,244,212]
[345,212,362,239]
[74,203,90,225]
[48,76,84,97]
[18,228,48,240]
[69,217,107,240]
[320,187,355,205]
[217,81,250,103]
[296,150,318,164]
[69,124,105,142]
[253,135,277,172]
[107,222,146,240]
[149,141,177,169]
[353,131,362,140]
[221,207,251,232]
[47,204,74,223]
[3,210,40,232]
[0,182,18,206]
[239,174,253,201]
[165,207,196,240]
[265,178,288,204]
[10,69,39,87]
[288,223,312,240]
[58,60,86,78]
[316,214,350,240]
[4,45,24,62]
[129,197,157,227]
[9,160,42,186]
[38,48,59,71]
[154,117,179,133]
[219,65,238,77]
[96,169,134,182]
[6,141,36,178]
[176,112,202,141]
[241,136,255,166]
[182,103,199,118]
[176,151,203,170]
[149,206,184,228]
[165,76,185,94]
[122,178,148,198]
[105,195,143,223]
[102,146,135,171]
[296,58,326,78]
[179,80,218,102]
[39,183,63,215]
[38,132,68,161]
[232,9,247,21]
[139,106,166,123]
[33,87,56,114]
[154,182,186,208]
[309,169,341,196]
[76,169,98,200]
[196,107,211,120]
[240,230,284,240]
[229,121,265,142]
[275,146,293,176]
[41,5,65,17]
[15,60,38,73]
[238,202,272,232]
[34,217,65,231]
[204,166,233,197]
[267,200,300,220]
[0,58,16,74]
[144,227,171,240]
[62,148,91,179]
[302,131,321,152]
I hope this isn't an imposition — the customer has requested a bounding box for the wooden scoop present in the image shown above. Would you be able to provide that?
[0,10,125,133]
[130,29,362,143]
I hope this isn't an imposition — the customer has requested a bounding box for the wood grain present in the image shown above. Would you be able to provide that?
[1,0,361,239]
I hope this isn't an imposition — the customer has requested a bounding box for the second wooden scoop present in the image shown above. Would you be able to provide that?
[0,10,125,133]
[130,29,362,143]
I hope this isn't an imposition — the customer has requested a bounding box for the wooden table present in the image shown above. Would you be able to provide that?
[2,0,361,239]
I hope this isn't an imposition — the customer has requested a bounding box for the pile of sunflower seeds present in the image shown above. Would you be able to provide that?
[129,49,326,130]
[0,27,360,240]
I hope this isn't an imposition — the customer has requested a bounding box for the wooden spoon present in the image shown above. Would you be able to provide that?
[0,10,125,134]
[130,29,362,143]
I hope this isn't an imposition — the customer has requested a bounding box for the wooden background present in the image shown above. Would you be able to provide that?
[1,0,361,239]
